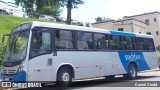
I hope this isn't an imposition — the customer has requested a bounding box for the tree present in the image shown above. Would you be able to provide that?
[95,17,114,22]
[95,16,103,22]
[60,0,84,25]
[15,0,35,17]
[15,0,62,18]
[36,0,61,16]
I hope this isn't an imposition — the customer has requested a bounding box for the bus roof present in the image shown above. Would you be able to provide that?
[22,21,153,38]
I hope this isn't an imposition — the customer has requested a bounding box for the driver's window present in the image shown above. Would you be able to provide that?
[30,30,51,58]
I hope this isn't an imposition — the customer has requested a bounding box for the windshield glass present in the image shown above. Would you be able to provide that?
[4,31,30,62]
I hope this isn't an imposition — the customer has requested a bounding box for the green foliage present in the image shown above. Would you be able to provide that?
[15,0,62,18]
[60,0,84,8]
[0,43,6,65]
[95,17,103,22]
[0,43,6,71]
[60,0,84,24]
[95,17,114,22]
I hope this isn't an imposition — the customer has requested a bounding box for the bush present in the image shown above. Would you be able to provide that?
[0,43,6,69]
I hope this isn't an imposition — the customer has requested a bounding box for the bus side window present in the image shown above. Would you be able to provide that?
[135,37,145,51]
[118,36,123,50]
[94,33,106,50]
[55,30,75,50]
[105,34,110,50]
[30,30,51,58]
[123,36,135,50]
[77,32,94,50]
[144,38,155,51]
[110,35,118,50]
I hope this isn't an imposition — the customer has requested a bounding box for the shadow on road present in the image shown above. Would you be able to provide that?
[16,75,160,90]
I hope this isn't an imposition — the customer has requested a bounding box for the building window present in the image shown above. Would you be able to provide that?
[145,19,150,25]
[154,18,157,22]
[118,28,123,31]
[156,31,159,35]
[146,32,151,35]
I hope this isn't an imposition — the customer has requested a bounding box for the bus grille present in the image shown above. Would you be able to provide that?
[3,70,17,74]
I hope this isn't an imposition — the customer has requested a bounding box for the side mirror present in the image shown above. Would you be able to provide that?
[2,34,10,43]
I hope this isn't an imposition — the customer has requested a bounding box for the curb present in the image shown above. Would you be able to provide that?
[140,68,160,73]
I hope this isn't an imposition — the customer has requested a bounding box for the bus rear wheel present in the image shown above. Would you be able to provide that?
[124,64,137,79]
[57,67,72,87]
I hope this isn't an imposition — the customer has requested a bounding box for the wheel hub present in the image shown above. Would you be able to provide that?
[130,67,136,77]
[62,72,70,82]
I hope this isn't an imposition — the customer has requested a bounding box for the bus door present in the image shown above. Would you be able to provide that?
[28,27,53,81]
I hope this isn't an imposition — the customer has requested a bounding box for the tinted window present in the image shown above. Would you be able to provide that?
[123,37,135,50]
[144,38,155,51]
[135,37,145,50]
[55,30,75,49]
[30,30,52,58]
[94,34,107,50]
[77,32,94,50]
[110,35,123,50]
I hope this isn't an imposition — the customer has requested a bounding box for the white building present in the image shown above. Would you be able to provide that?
[92,11,160,47]
[92,18,146,34]
[123,11,160,47]
[0,0,25,17]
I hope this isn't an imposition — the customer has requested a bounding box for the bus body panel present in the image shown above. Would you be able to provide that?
[143,52,159,69]
[27,51,158,81]
[28,53,53,81]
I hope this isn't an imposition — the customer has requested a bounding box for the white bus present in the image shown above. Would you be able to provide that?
[1,22,159,86]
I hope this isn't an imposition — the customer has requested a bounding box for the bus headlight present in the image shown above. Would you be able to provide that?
[19,61,25,69]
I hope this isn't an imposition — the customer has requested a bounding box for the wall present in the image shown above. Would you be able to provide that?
[124,13,160,47]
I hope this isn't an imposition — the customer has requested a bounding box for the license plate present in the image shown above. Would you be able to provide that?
[4,78,9,81]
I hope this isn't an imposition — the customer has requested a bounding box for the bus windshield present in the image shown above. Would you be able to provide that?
[4,31,29,62]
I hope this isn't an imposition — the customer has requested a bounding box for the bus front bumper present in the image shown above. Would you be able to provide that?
[1,70,26,82]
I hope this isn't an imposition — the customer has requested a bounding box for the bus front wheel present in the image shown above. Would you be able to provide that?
[124,64,137,80]
[57,67,72,87]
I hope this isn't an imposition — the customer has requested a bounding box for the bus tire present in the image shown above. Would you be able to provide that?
[41,83,46,87]
[124,64,137,79]
[105,75,115,81]
[57,67,72,87]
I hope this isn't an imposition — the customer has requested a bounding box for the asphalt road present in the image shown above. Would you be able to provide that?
[1,69,160,90]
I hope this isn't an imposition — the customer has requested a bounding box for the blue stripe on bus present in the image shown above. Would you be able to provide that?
[1,70,26,82]
[118,52,150,73]
[109,30,136,36]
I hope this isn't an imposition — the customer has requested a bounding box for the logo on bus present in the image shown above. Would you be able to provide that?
[125,52,141,60]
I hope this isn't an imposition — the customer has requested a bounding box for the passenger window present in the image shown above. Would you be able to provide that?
[144,38,155,51]
[94,34,106,50]
[110,35,123,50]
[30,30,51,58]
[105,34,110,49]
[135,37,145,50]
[123,37,135,50]
[55,30,75,49]
[77,32,94,50]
